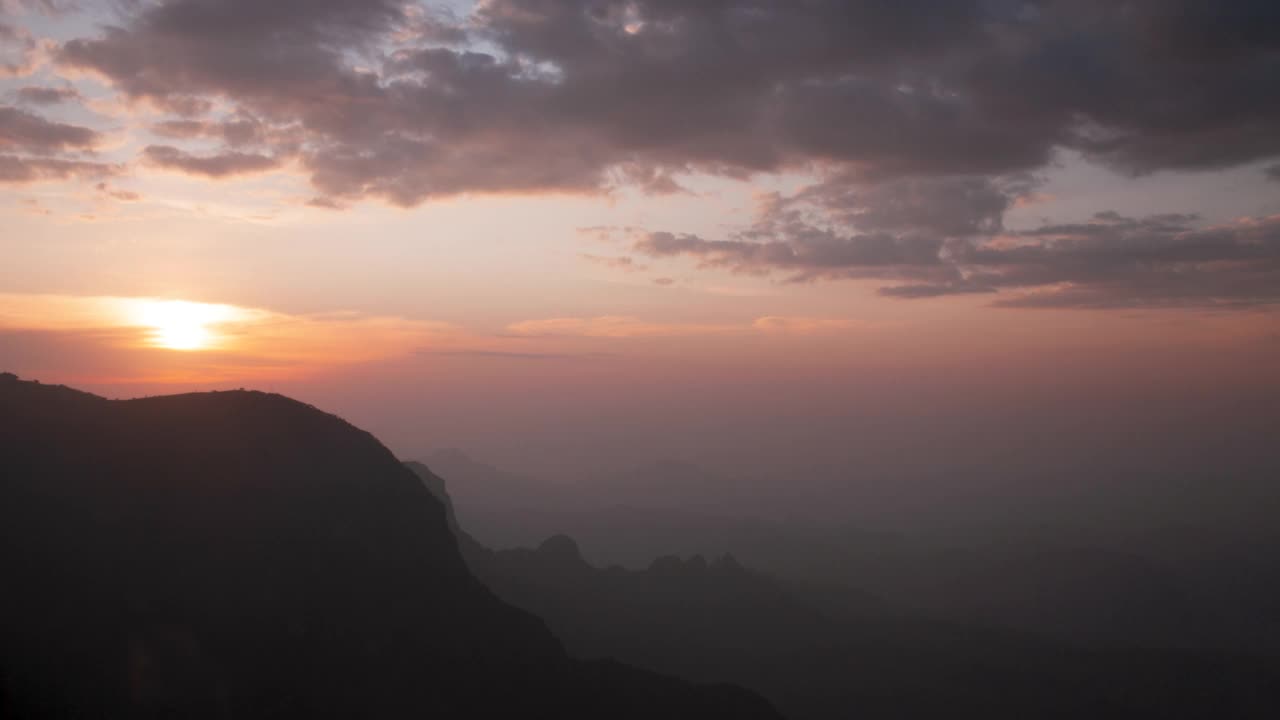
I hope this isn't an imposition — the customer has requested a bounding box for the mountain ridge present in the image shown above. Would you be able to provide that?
[407,457,1280,720]
[0,374,781,719]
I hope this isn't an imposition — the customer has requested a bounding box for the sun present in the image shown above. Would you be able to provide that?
[133,299,238,351]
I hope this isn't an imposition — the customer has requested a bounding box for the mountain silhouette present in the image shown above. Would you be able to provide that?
[0,374,780,719]
[409,459,1280,720]
[437,471,1280,654]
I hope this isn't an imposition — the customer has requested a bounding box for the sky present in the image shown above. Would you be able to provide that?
[2,0,1278,505]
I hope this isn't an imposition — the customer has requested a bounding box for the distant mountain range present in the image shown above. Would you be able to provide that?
[422,449,1280,655]
[0,374,779,718]
[409,459,1280,719]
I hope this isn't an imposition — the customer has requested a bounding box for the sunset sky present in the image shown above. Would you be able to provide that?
[2,0,1278,490]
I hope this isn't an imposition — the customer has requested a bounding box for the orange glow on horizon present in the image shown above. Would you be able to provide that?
[0,293,461,383]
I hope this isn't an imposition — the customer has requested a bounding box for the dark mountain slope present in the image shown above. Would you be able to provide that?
[0,374,779,719]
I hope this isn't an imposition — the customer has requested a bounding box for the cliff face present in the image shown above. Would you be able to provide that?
[0,375,780,719]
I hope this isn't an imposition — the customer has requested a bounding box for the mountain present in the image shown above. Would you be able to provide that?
[0,374,780,719]
[447,497,1280,653]
[410,460,1280,720]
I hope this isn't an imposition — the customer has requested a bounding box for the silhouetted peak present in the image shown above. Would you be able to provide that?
[647,554,721,577]
[0,373,98,403]
[538,534,583,561]
[712,553,744,572]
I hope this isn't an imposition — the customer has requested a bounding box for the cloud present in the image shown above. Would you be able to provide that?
[148,119,207,139]
[877,283,996,299]
[0,21,41,77]
[42,0,1280,206]
[634,229,950,283]
[0,153,118,183]
[973,213,1280,309]
[632,174,1039,284]
[13,85,81,105]
[305,195,345,210]
[507,315,867,339]
[750,316,871,334]
[148,114,279,147]
[1267,164,1280,182]
[580,254,647,272]
[6,0,1277,311]
[780,174,1031,238]
[0,103,112,184]
[633,163,1280,309]
[94,181,139,201]
[3,0,82,16]
[0,104,98,152]
[506,316,735,339]
[142,144,282,178]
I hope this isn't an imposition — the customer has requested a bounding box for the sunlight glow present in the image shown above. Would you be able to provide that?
[131,299,243,351]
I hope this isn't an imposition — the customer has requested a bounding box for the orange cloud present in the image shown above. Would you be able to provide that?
[751,316,873,334]
[507,315,869,339]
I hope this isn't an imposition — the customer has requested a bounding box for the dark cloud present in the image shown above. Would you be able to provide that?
[636,183,1280,309]
[633,174,1023,284]
[878,282,996,299]
[0,104,110,184]
[46,0,1280,205]
[974,213,1280,309]
[14,85,81,105]
[1267,164,1280,182]
[149,114,279,147]
[0,105,98,153]
[148,119,206,139]
[16,0,1276,306]
[763,175,1031,239]
[305,195,345,210]
[1,21,39,77]
[0,154,117,183]
[636,229,957,285]
[142,144,281,178]
[958,1,1280,174]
